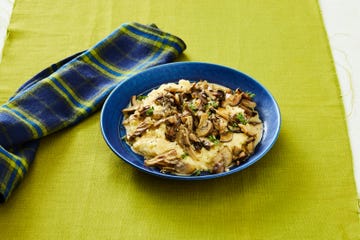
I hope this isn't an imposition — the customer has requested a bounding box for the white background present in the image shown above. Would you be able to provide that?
[319,0,360,195]
[1,0,359,195]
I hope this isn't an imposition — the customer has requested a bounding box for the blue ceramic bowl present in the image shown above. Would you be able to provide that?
[100,62,281,180]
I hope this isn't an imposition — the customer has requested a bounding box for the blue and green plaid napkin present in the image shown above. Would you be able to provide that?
[0,22,186,202]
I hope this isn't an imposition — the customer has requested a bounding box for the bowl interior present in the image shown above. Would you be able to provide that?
[100,62,281,180]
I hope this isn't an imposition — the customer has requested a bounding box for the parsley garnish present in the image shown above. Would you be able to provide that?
[208,135,220,144]
[137,95,147,100]
[181,153,189,159]
[188,103,197,112]
[245,91,255,98]
[145,106,154,116]
[236,113,247,125]
[207,100,219,109]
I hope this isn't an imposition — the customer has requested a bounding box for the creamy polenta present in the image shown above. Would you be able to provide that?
[122,80,263,175]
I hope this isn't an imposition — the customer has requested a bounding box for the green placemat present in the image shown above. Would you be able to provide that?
[0,0,359,239]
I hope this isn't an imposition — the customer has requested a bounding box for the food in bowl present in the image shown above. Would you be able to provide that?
[122,79,263,175]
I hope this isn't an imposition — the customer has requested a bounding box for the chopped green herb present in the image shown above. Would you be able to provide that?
[192,169,202,176]
[181,153,189,159]
[245,91,255,98]
[145,106,154,116]
[207,100,219,109]
[188,103,197,112]
[228,125,237,132]
[236,113,247,125]
[137,95,147,100]
[208,135,220,144]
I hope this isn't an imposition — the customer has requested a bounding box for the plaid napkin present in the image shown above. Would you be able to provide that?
[0,22,186,202]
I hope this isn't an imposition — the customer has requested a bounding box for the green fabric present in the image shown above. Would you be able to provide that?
[0,0,359,239]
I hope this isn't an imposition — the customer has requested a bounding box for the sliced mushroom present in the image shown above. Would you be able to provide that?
[198,92,209,106]
[173,93,183,109]
[221,146,233,166]
[122,95,142,115]
[165,125,178,142]
[242,91,254,100]
[154,93,177,112]
[166,115,179,125]
[246,136,255,143]
[199,137,214,150]
[181,92,192,102]
[196,113,213,137]
[127,118,153,141]
[213,116,228,134]
[176,126,199,161]
[164,115,181,141]
[246,141,255,153]
[193,80,208,91]
[145,149,179,167]
[211,146,232,173]
[212,161,225,174]
[213,90,225,104]
[131,95,139,106]
[227,115,243,132]
[241,99,256,109]
[238,151,247,159]
[182,115,194,131]
[239,124,257,137]
[248,116,262,124]
[153,118,166,127]
[144,149,196,175]
[194,98,206,111]
[229,92,243,106]
[138,105,152,117]
[204,89,216,101]
[173,161,196,175]
[189,133,203,151]
[154,94,165,105]
[153,114,178,128]
[220,131,233,142]
[215,108,230,121]
[232,146,247,160]
[240,104,256,116]
[248,125,259,137]
[122,105,138,115]
[177,126,191,147]
[232,146,242,156]
[184,147,200,163]
[239,124,247,134]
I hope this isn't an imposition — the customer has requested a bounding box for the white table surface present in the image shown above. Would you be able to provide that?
[319,0,360,196]
[1,0,359,196]
[0,0,13,62]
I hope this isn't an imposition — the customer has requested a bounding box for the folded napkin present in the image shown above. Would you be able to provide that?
[0,22,186,202]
